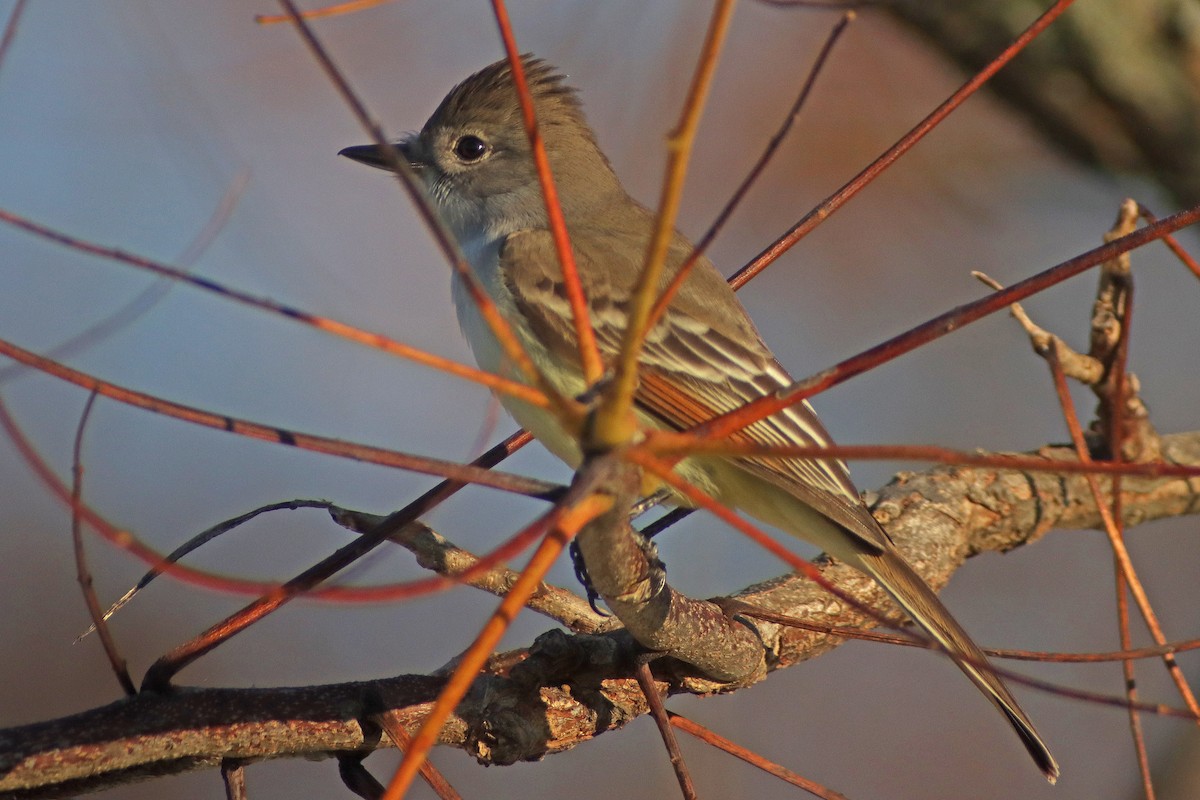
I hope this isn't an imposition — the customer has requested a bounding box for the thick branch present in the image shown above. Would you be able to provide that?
[3,432,1199,797]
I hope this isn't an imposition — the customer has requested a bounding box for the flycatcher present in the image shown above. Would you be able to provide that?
[340,56,1057,781]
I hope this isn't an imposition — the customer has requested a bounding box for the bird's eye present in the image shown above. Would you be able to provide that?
[453,135,488,162]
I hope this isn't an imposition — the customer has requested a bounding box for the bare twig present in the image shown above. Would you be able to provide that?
[635,663,697,800]
[70,391,136,696]
[1137,203,1200,280]
[0,0,27,78]
[491,3,603,384]
[0,335,557,498]
[0,207,548,408]
[670,713,850,800]
[256,0,390,24]
[731,0,1079,288]
[646,11,856,334]
[591,0,737,450]
[693,205,1200,445]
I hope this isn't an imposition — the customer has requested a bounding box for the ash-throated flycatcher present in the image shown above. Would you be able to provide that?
[340,56,1057,781]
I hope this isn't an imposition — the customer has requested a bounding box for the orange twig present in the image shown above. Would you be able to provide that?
[256,0,389,24]
[643,434,1200,480]
[0,207,549,409]
[491,4,603,385]
[591,0,737,450]
[382,492,613,799]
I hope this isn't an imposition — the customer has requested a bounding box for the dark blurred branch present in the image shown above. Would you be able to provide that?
[889,0,1200,207]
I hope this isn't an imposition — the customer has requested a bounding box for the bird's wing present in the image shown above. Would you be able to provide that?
[499,226,888,551]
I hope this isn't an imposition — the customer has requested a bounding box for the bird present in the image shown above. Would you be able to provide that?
[339,55,1058,782]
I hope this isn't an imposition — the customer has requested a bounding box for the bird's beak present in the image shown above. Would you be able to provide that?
[337,140,416,173]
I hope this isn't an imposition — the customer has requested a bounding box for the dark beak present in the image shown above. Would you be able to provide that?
[337,141,414,173]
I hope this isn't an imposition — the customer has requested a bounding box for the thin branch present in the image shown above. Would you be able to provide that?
[670,713,850,800]
[636,663,697,800]
[590,0,737,450]
[691,205,1200,445]
[0,335,557,498]
[730,0,1078,288]
[647,11,855,333]
[256,0,390,24]
[383,483,615,799]
[643,436,1200,481]
[70,391,136,696]
[0,0,26,78]
[0,206,549,408]
[1137,203,1200,280]
[273,0,576,422]
[490,5,603,384]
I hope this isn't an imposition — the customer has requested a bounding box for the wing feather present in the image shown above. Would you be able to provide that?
[499,222,887,550]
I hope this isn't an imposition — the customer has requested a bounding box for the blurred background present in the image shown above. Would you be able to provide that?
[1,2,1198,798]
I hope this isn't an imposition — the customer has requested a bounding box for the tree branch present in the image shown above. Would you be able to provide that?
[3,431,1199,797]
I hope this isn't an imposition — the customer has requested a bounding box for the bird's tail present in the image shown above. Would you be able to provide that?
[854,547,1059,783]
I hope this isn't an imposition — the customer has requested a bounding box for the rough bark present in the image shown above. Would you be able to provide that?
[3,431,1198,798]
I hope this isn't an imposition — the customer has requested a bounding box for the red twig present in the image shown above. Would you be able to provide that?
[646,11,855,333]
[643,435,1200,480]
[0,335,554,498]
[274,0,575,420]
[1137,203,1200,280]
[671,713,849,800]
[490,3,603,384]
[693,206,1200,444]
[0,207,548,408]
[730,0,1078,288]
